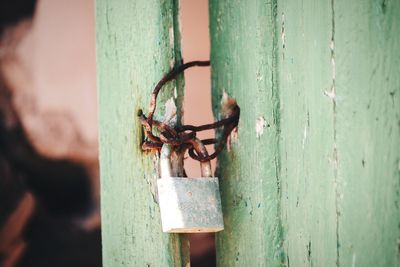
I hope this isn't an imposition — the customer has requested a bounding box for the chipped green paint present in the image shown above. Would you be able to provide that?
[97,0,399,265]
[211,0,400,266]
[96,0,187,266]
[334,1,400,266]
[277,1,337,266]
[210,1,284,266]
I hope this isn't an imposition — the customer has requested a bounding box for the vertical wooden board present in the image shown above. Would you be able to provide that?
[210,1,285,266]
[277,0,338,266]
[212,0,400,266]
[96,0,186,266]
[334,1,400,266]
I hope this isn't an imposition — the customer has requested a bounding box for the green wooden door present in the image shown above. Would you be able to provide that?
[210,0,400,266]
[97,0,400,266]
[96,0,188,266]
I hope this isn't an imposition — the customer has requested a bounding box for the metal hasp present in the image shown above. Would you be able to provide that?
[157,142,224,233]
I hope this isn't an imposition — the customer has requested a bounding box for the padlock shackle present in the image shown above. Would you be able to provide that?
[160,144,173,179]
[190,138,212,177]
[160,139,212,178]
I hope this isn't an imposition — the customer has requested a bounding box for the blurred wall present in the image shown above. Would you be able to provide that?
[181,0,215,178]
[2,0,97,162]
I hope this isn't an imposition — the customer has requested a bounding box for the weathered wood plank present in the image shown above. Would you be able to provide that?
[210,1,284,266]
[211,0,400,266]
[334,1,400,266]
[278,1,400,266]
[277,1,337,266]
[96,0,186,266]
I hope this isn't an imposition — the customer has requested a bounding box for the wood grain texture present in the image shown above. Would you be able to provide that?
[277,1,337,266]
[211,0,400,266]
[334,1,400,266]
[210,1,284,266]
[96,0,186,266]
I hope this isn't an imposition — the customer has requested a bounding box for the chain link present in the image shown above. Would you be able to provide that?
[138,61,240,162]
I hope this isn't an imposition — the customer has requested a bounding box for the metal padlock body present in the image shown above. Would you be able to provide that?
[157,144,224,233]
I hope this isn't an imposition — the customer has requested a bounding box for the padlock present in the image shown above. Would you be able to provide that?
[157,140,224,233]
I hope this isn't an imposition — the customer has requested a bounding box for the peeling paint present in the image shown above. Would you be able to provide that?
[169,27,175,68]
[220,90,229,117]
[302,123,308,148]
[352,253,356,267]
[220,90,238,117]
[164,97,177,125]
[226,127,238,152]
[169,26,175,49]
[170,59,175,69]
[324,89,336,99]
[281,12,286,55]
[256,116,267,139]
[220,90,239,151]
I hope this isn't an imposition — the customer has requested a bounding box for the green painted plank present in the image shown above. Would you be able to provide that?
[277,1,337,266]
[334,1,400,266]
[211,0,400,266]
[96,0,186,266]
[278,1,400,266]
[209,1,285,266]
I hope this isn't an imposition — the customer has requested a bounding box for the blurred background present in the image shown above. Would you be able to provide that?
[0,0,214,266]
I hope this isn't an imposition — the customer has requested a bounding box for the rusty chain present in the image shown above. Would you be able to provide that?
[138,60,240,162]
